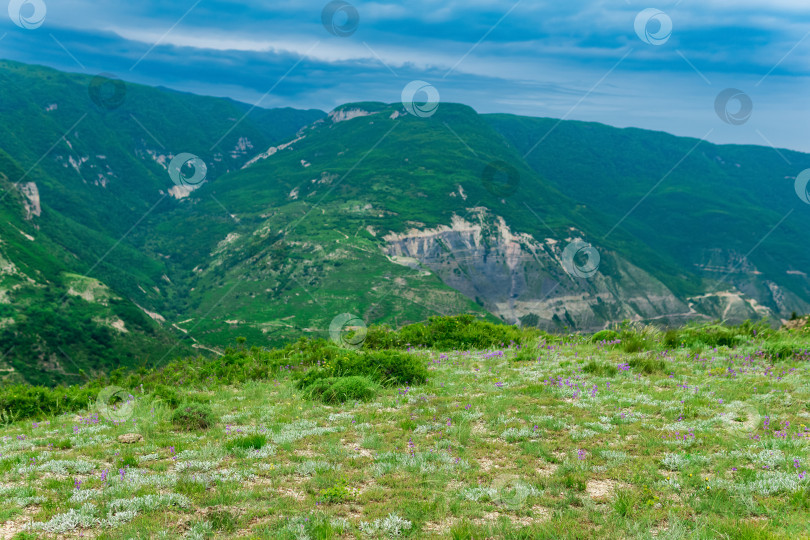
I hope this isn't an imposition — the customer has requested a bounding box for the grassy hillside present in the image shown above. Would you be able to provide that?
[0,317,808,538]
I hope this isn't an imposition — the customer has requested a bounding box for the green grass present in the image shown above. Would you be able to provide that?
[225,434,267,452]
[1,318,809,538]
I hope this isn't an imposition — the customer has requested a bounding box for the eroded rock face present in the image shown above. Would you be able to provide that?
[382,210,775,331]
[692,249,810,323]
[17,182,41,219]
[328,108,377,124]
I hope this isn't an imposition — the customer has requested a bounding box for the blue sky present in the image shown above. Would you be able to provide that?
[2,0,809,151]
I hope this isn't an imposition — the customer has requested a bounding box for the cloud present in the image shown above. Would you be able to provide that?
[1,0,809,151]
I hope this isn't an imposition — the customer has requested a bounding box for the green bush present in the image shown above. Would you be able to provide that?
[628,356,668,375]
[364,315,538,350]
[317,476,351,504]
[620,333,655,353]
[150,384,181,409]
[663,323,749,349]
[582,361,618,377]
[0,384,97,422]
[171,402,215,431]
[337,350,427,385]
[304,376,378,404]
[297,349,427,387]
[225,434,266,452]
[512,347,539,362]
[609,322,662,353]
[591,329,619,343]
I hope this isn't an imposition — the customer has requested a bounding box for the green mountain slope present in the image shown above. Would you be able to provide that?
[486,114,810,317]
[0,61,323,384]
[3,60,810,386]
[0,148,184,386]
[143,102,720,347]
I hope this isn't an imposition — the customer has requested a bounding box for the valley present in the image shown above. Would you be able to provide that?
[1,62,809,386]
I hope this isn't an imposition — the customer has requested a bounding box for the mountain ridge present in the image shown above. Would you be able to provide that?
[1,60,809,385]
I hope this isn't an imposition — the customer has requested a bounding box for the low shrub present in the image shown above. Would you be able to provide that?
[316,476,351,504]
[171,402,215,431]
[364,314,539,350]
[628,356,667,375]
[304,376,378,404]
[582,361,618,377]
[620,333,656,353]
[297,349,427,387]
[512,346,539,362]
[337,350,427,385]
[591,329,619,343]
[0,385,97,422]
[663,323,750,349]
[225,434,266,452]
[607,322,662,353]
[150,384,181,409]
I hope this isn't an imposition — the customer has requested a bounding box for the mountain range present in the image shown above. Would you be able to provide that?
[1,59,808,386]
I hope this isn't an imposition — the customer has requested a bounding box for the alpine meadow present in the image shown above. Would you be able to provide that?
[1,1,810,539]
